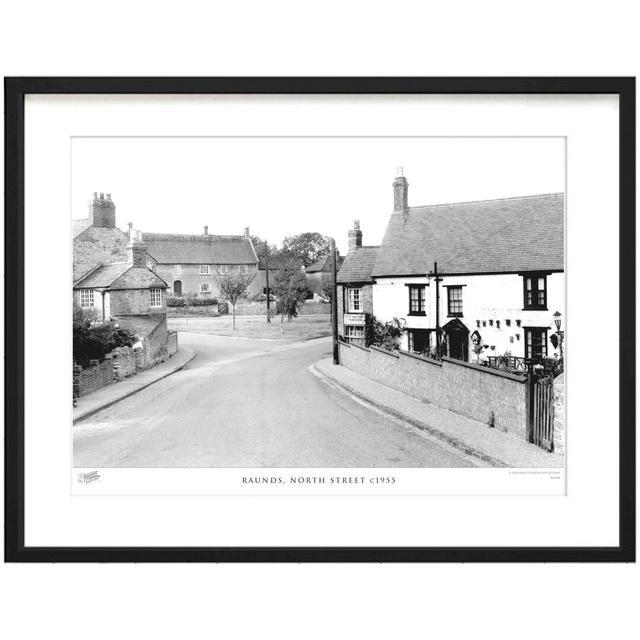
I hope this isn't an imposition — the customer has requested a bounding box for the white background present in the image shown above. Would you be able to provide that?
[1,2,638,640]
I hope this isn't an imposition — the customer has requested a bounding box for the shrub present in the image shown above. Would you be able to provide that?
[167,296,219,307]
[73,305,136,367]
[365,314,403,351]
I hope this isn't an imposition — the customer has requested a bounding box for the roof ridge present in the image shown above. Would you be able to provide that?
[404,192,564,212]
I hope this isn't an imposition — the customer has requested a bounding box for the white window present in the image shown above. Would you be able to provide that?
[174,264,182,275]
[200,264,210,274]
[150,288,163,307]
[345,325,365,343]
[200,283,211,293]
[239,265,246,273]
[79,289,94,308]
[218,265,229,274]
[348,287,362,312]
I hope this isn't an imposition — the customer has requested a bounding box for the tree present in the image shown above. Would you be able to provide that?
[281,232,331,268]
[365,315,404,352]
[215,270,256,329]
[272,260,308,320]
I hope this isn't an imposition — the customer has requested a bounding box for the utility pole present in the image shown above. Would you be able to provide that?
[264,243,271,323]
[331,238,339,365]
[433,261,442,357]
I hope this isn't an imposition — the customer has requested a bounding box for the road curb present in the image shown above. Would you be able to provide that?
[311,363,507,468]
[73,350,197,424]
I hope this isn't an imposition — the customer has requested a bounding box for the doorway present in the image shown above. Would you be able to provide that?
[442,318,469,361]
[173,280,182,296]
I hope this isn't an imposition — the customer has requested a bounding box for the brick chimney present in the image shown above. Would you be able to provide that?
[128,236,147,268]
[348,220,362,253]
[88,192,116,228]
[393,167,408,213]
[203,225,209,236]
[244,226,250,238]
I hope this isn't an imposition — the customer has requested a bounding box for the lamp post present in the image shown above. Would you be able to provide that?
[553,310,564,360]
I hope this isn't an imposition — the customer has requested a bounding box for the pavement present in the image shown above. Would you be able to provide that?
[73,334,477,468]
[313,358,565,468]
[73,348,196,423]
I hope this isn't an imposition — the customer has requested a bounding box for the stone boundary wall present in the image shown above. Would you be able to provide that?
[109,346,139,380]
[553,373,565,455]
[339,341,528,438]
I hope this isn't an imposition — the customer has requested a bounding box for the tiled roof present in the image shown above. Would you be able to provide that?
[141,233,257,265]
[74,263,130,288]
[337,246,380,283]
[73,219,91,238]
[74,263,168,290]
[306,254,345,273]
[113,314,165,338]
[372,193,564,277]
[258,255,303,270]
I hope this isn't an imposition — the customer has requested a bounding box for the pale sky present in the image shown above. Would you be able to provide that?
[72,137,565,255]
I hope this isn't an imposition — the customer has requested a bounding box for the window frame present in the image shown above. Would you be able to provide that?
[174,264,182,275]
[524,326,548,360]
[446,285,464,317]
[200,282,212,294]
[407,285,426,316]
[347,287,362,312]
[200,264,210,275]
[218,265,229,275]
[79,288,94,308]
[150,288,163,308]
[522,272,548,310]
[345,324,365,343]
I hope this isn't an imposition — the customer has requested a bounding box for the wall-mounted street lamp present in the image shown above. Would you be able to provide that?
[553,310,564,360]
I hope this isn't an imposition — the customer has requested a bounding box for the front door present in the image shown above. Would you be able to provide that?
[442,319,469,361]
[524,327,548,361]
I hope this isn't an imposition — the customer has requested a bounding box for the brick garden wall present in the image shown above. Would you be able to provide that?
[338,341,528,438]
[74,360,114,397]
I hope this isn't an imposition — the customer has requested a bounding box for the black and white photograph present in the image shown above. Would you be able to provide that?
[71,136,566,472]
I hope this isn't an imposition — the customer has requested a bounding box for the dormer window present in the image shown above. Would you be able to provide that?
[522,273,547,310]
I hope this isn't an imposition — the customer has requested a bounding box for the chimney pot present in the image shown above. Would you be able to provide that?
[204,225,209,236]
[348,220,363,252]
[244,226,250,238]
[106,193,111,200]
[99,192,104,199]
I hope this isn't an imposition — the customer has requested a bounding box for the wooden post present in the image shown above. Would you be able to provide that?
[434,261,441,357]
[331,239,339,365]
[265,244,271,323]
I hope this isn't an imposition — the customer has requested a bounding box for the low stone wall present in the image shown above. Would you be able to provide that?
[167,331,178,357]
[553,373,565,455]
[338,341,528,438]
[73,360,114,397]
[109,346,139,381]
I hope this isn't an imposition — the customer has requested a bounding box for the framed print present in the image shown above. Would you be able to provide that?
[4,77,635,562]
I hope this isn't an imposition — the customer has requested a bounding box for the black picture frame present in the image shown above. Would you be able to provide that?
[4,77,635,563]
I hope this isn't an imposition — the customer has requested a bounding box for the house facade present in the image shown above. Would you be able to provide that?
[73,237,170,368]
[141,226,260,299]
[336,221,379,346]
[305,252,344,295]
[371,171,565,363]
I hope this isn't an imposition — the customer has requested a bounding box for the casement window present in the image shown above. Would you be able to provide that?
[200,283,211,293]
[407,329,430,353]
[523,273,547,310]
[345,325,365,344]
[447,286,463,317]
[347,287,362,312]
[408,285,426,315]
[79,289,94,308]
[150,288,163,308]
[174,264,182,275]
[524,327,548,360]
[200,264,210,275]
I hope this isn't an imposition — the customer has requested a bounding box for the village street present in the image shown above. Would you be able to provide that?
[73,333,474,468]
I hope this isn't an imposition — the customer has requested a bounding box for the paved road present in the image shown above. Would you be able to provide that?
[74,334,473,468]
